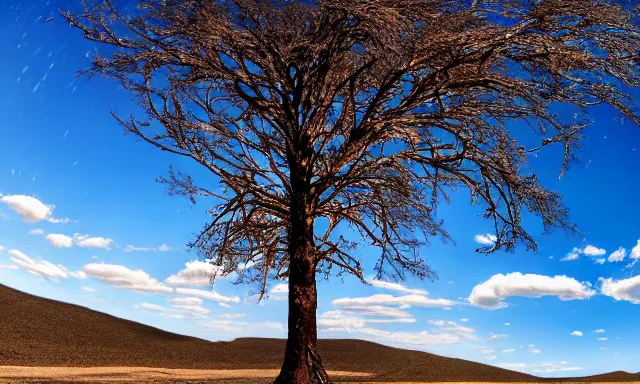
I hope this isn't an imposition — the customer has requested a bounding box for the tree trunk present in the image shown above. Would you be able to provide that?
[274,193,331,384]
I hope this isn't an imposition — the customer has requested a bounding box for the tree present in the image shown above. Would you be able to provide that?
[64,0,639,382]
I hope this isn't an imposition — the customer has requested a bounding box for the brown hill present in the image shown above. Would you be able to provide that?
[0,283,635,382]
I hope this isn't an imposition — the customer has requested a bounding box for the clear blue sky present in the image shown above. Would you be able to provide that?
[2,0,640,378]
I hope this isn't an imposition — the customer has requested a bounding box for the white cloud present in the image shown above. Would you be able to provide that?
[485,355,497,361]
[474,233,497,246]
[561,248,581,262]
[505,322,511,326]
[561,245,606,262]
[158,244,171,252]
[0,245,4,252]
[498,361,581,374]
[1,195,53,222]
[9,249,68,280]
[530,349,541,354]
[329,304,413,318]
[608,248,626,263]
[271,283,288,294]
[427,320,476,338]
[74,234,114,249]
[594,329,605,333]
[468,272,595,309]
[582,245,606,256]
[527,344,535,348]
[81,286,95,293]
[29,228,44,235]
[600,275,640,304]
[490,333,508,340]
[571,330,583,336]
[460,318,469,322]
[124,244,172,252]
[47,217,74,224]
[82,263,173,294]
[630,240,640,259]
[45,234,73,248]
[318,311,416,330]
[595,258,605,265]
[333,294,454,312]
[598,337,608,341]
[70,270,88,280]
[502,349,516,353]
[0,264,19,270]
[370,279,428,295]
[175,287,240,305]
[478,347,495,354]
[168,296,203,305]
[135,303,167,312]
[165,260,222,286]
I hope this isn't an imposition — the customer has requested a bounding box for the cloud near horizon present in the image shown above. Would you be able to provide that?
[469,273,595,309]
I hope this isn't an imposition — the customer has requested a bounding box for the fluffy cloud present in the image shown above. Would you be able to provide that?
[74,234,114,249]
[45,234,73,248]
[595,258,605,265]
[498,362,581,374]
[175,287,240,305]
[594,329,605,333]
[530,348,541,354]
[474,233,497,246]
[485,356,497,361]
[0,195,71,223]
[9,249,66,279]
[502,349,516,353]
[164,260,223,286]
[468,272,595,309]
[582,245,606,256]
[561,248,581,262]
[478,347,495,354]
[370,279,428,295]
[333,294,454,311]
[608,248,626,263]
[81,286,95,293]
[123,244,172,252]
[29,228,44,235]
[600,275,640,304]
[598,337,608,341]
[460,318,469,322]
[631,240,640,259]
[561,245,606,262]
[271,283,289,294]
[82,263,173,294]
[0,264,19,270]
[571,330,583,336]
[1,195,52,222]
[168,296,203,305]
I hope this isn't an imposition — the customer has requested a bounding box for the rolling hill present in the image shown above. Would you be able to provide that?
[0,283,637,382]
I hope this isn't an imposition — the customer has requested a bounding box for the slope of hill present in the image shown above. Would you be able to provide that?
[0,283,636,382]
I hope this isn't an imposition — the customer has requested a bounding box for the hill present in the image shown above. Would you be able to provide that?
[0,283,637,382]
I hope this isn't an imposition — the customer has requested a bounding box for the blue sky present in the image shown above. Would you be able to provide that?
[2,0,640,378]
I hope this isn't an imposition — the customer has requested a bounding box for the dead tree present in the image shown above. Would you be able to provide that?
[64,0,640,382]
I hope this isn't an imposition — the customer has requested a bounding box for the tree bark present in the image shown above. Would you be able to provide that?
[274,189,331,384]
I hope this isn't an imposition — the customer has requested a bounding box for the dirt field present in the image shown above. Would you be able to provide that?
[0,366,371,383]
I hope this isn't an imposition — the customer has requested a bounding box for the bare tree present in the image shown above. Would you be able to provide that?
[64,0,640,382]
